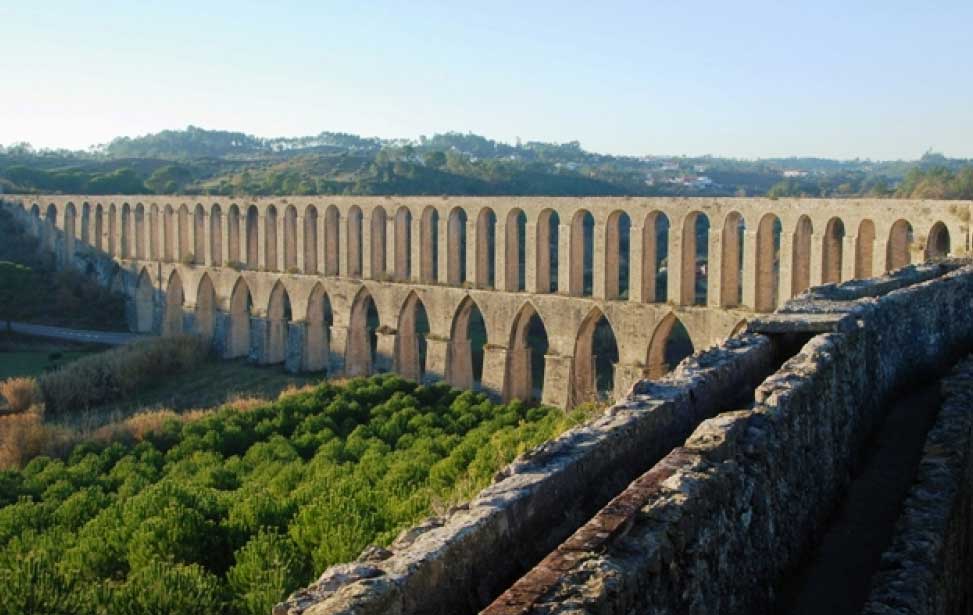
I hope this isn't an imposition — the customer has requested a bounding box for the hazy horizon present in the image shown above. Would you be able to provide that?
[3,1,972,160]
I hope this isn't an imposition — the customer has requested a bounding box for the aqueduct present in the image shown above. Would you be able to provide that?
[4,194,968,407]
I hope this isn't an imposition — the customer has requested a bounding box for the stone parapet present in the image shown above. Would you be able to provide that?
[862,357,973,615]
[274,332,778,615]
[483,261,973,614]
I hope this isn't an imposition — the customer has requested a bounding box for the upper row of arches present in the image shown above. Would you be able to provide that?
[26,199,958,312]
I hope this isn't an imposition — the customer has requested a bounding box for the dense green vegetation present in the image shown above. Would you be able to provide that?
[0,374,591,615]
[0,207,126,331]
[4,127,972,198]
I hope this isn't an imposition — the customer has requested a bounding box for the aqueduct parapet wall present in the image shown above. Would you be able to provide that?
[5,194,969,406]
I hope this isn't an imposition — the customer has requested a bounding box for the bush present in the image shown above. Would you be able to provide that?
[0,377,39,413]
[38,335,209,415]
[0,374,597,614]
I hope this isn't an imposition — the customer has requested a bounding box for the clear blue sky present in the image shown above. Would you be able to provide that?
[2,1,971,159]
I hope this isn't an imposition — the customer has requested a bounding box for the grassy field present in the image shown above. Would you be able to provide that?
[0,335,105,380]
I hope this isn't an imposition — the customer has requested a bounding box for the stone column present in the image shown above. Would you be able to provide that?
[448,337,473,390]
[593,221,607,299]
[285,321,306,373]
[667,227,683,305]
[437,212,450,284]
[541,354,573,409]
[328,325,349,374]
[525,221,538,293]
[257,213,267,270]
[841,234,857,282]
[708,229,725,308]
[874,236,891,273]
[423,336,450,383]
[275,211,285,271]
[410,211,423,283]
[213,311,232,358]
[628,223,644,303]
[809,232,824,287]
[385,211,398,280]
[249,316,269,364]
[375,329,396,373]
[480,344,507,399]
[557,222,571,294]
[317,212,327,276]
[741,229,758,309]
[361,212,373,279]
[613,362,645,401]
[220,213,230,266]
[295,215,305,273]
[466,218,478,287]
[338,215,349,277]
[494,220,507,291]
[778,231,794,304]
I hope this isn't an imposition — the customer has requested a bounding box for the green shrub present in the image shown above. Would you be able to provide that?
[0,374,597,614]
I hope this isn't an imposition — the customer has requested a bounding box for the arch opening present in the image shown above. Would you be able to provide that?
[134,204,145,259]
[304,205,318,274]
[347,206,363,279]
[210,205,223,266]
[569,210,594,297]
[134,269,154,334]
[822,217,845,284]
[606,211,631,300]
[227,205,241,265]
[855,219,876,279]
[755,214,782,312]
[645,314,695,379]
[324,205,340,276]
[395,293,430,382]
[370,207,388,278]
[228,279,253,359]
[475,208,497,288]
[420,207,440,282]
[448,298,487,389]
[720,212,745,307]
[926,221,950,261]
[642,211,669,302]
[347,289,379,376]
[792,216,813,295]
[195,274,217,343]
[571,310,619,404]
[304,284,333,372]
[536,209,560,293]
[505,209,527,291]
[284,206,298,271]
[886,219,913,271]
[265,282,293,364]
[447,208,468,285]
[394,207,412,281]
[265,206,279,271]
[504,304,549,402]
[193,205,206,264]
[163,271,185,336]
[681,212,710,305]
[245,206,259,268]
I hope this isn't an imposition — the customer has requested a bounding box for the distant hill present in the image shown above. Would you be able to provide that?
[2,127,972,199]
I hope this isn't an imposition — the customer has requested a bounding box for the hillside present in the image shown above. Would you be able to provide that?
[2,127,972,198]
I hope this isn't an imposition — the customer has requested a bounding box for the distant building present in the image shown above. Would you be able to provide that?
[783,170,809,178]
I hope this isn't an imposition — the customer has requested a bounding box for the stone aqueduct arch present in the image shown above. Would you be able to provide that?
[7,195,969,407]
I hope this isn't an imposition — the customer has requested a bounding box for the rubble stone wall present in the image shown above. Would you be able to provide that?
[484,261,973,615]
[274,332,778,614]
[863,357,973,615]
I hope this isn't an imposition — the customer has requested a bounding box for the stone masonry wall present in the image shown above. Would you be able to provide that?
[275,332,779,615]
[483,261,973,615]
[863,357,973,615]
